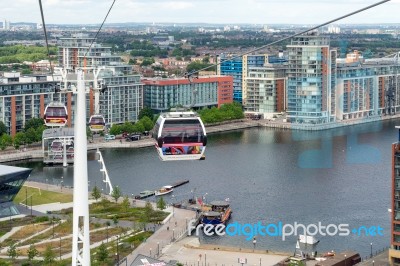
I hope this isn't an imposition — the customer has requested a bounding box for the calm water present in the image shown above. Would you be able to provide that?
[13,119,400,256]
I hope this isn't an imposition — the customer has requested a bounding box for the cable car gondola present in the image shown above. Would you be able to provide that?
[43,102,68,127]
[153,111,207,161]
[89,114,106,132]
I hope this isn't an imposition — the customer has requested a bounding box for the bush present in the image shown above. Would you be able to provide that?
[35,216,49,223]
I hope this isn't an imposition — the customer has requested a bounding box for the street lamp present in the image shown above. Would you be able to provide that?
[157,242,160,256]
[344,254,347,266]
[116,235,120,263]
[373,260,375,266]
[370,242,373,258]
[150,248,152,257]
[172,195,175,217]
[172,229,175,241]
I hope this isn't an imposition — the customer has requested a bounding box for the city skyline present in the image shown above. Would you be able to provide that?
[2,0,400,25]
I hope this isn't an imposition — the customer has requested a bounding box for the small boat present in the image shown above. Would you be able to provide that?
[134,190,155,199]
[201,200,232,226]
[299,234,319,245]
[155,185,173,196]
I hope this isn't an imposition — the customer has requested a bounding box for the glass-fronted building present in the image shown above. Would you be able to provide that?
[0,165,32,217]
[286,35,337,124]
[142,76,233,113]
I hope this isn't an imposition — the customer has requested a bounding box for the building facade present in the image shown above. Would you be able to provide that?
[0,72,62,135]
[142,76,233,113]
[0,165,32,217]
[335,58,400,121]
[286,35,337,124]
[218,54,243,103]
[390,127,400,265]
[244,64,287,118]
[57,33,143,126]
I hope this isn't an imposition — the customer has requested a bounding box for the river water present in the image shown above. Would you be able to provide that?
[13,119,400,257]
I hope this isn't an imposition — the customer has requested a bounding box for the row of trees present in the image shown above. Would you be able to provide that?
[109,108,156,136]
[7,237,57,264]
[198,102,244,124]
[0,45,57,64]
[0,118,46,150]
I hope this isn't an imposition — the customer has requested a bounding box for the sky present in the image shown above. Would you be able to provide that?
[2,0,400,25]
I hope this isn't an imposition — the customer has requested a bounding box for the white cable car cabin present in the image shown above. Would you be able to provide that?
[153,112,207,161]
[43,102,68,127]
[89,114,106,132]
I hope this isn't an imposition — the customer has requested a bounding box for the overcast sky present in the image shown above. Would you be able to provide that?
[2,0,400,25]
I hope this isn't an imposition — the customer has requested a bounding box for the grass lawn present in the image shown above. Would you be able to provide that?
[13,186,73,206]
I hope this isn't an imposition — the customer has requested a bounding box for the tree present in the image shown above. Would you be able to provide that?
[0,121,7,136]
[111,186,122,203]
[91,185,101,202]
[156,197,166,210]
[112,215,119,226]
[13,132,26,149]
[96,242,109,262]
[0,134,12,150]
[140,116,154,131]
[138,107,154,120]
[43,245,55,265]
[25,127,36,144]
[27,244,39,261]
[7,244,18,260]
[86,126,93,140]
[24,117,44,131]
[122,196,130,213]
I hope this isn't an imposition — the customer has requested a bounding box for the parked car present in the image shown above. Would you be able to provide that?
[104,134,116,141]
[126,134,141,142]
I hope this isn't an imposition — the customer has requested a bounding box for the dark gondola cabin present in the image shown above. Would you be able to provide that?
[153,112,207,161]
[89,114,106,132]
[43,102,68,127]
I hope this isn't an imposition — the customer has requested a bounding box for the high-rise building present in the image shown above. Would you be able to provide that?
[57,33,143,126]
[390,126,400,265]
[142,76,233,113]
[336,57,400,121]
[0,72,62,135]
[218,54,268,104]
[244,64,287,118]
[286,35,337,124]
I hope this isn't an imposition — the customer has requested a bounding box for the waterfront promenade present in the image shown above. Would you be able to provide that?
[0,120,259,163]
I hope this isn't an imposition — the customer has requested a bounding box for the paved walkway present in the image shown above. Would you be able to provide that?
[125,206,197,265]
[159,236,287,266]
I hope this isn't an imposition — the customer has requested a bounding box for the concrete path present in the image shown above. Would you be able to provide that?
[124,206,196,265]
[159,236,287,266]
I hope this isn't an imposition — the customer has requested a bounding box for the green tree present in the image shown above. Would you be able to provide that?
[0,134,12,150]
[43,245,55,265]
[133,121,145,133]
[156,197,166,210]
[96,242,109,262]
[25,127,37,144]
[140,201,154,225]
[112,215,119,226]
[0,121,7,136]
[24,117,44,131]
[111,186,122,203]
[7,244,18,260]
[109,124,123,135]
[122,196,130,213]
[91,185,101,202]
[86,126,93,140]
[13,132,26,149]
[138,107,154,120]
[35,125,46,142]
[27,244,39,261]
[140,116,154,131]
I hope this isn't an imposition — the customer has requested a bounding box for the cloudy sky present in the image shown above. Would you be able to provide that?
[2,0,400,25]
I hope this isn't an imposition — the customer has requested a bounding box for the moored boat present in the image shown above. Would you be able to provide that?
[201,200,232,226]
[155,185,173,196]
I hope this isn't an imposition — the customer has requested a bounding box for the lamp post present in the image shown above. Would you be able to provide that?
[116,235,119,263]
[260,257,262,266]
[157,242,160,256]
[172,195,175,217]
[370,242,373,258]
[344,254,347,266]
[25,187,28,209]
[172,229,175,241]
[150,248,152,257]
[373,260,375,266]
[59,236,62,260]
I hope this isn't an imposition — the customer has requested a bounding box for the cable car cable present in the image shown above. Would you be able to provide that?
[83,0,116,59]
[183,0,391,77]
